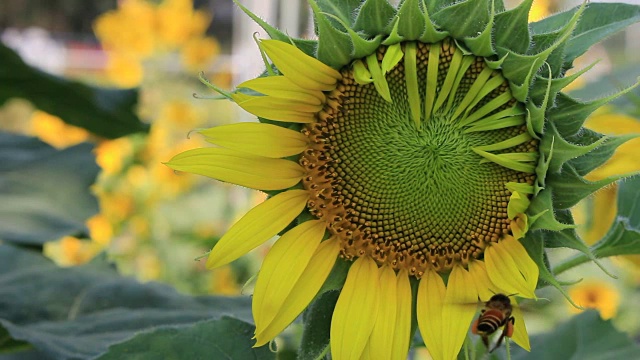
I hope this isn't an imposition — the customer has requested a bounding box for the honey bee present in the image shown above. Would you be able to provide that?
[471,293,515,352]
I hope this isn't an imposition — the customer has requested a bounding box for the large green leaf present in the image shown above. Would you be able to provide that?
[530,3,640,70]
[508,311,639,360]
[97,317,274,360]
[0,133,99,245]
[0,244,254,359]
[0,43,147,139]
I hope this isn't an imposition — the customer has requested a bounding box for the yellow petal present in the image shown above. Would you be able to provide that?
[331,256,380,360]
[468,260,500,301]
[417,269,446,360]
[231,93,320,122]
[254,238,340,345]
[259,39,341,91]
[391,270,412,360]
[501,236,539,292]
[199,123,308,158]
[236,76,326,105]
[510,299,530,351]
[485,239,536,298]
[442,265,478,360]
[165,147,305,190]
[367,265,398,359]
[206,189,308,268]
[252,220,325,331]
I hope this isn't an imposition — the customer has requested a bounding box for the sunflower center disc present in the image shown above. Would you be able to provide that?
[301,41,536,276]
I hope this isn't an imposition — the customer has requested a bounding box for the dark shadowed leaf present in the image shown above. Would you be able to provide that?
[0,133,99,245]
[96,317,274,360]
[0,43,147,139]
[0,244,253,360]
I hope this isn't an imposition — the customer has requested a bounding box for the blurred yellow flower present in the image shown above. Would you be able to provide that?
[575,111,640,276]
[529,0,552,22]
[568,280,620,319]
[95,137,134,175]
[129,215,151,238]
[156,0,206,49]
[209,265,241,295]
[30,110,90,148]
[159,100,203,130]
[44,236,104,266]
[585,113,640,181]
[190,10,213,37]
[87,214,114,246]
[97,191,135,223]
[105,53,144,88]
[576,112,640,242]
[94,0,156,58]
[181,36,220,72]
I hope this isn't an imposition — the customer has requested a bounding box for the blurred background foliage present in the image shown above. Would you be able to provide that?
[0,0,639,359]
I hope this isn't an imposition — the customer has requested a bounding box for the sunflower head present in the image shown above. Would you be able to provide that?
[167,0,640,359]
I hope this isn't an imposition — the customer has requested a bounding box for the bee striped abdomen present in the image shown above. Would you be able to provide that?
[476,309,505,333]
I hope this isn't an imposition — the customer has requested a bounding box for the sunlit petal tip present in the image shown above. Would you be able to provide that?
[390,270,412,360]
[485,238,538,299]
[252,220,325,331]
[442,265,478,360]
[205,189,309,269]
[331,256,380,360]
[417,269,446,360]
[468,260,502,301]
[253,238,340,344]
[258,39,342,91]
[510,300,531,351]
[368,265,398,359]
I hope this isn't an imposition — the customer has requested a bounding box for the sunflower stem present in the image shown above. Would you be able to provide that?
[505,337,511,360]
[552,253,591,275]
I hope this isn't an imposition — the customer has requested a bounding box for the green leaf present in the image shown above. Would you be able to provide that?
[493,0,532,54]
[569,131,638,177]
[298,291,339,360]
[96,317,274,360]
[432,0,490,39]
[553,176,640,275]
[547,165,626,210]
[540,122,607,174]
[310,0,353,68]
[0,133,99,245]
[563,3,640,69]
[569,63,640,116]
[530,3,640,71]
[316,0,362,28]
[521,233,579,306]
[354,0,397,35]
[0,244,253,359]
[508,311,640,360]
[396,0,427,40]
[0,43,147,139]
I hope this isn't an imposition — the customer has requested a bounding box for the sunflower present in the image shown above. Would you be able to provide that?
[166,0,639,359]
